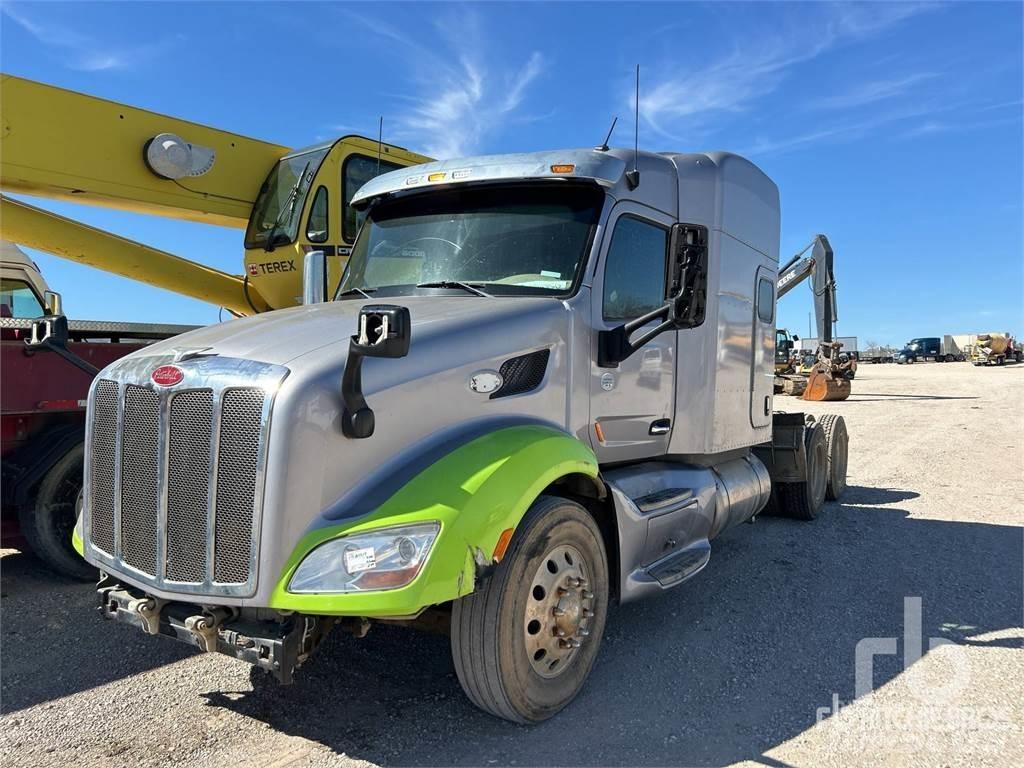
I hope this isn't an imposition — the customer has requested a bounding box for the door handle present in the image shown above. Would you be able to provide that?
[649,418,671,435]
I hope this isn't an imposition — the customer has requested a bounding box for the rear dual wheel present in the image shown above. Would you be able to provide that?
[451,495,608,723]
[774,414,848,519]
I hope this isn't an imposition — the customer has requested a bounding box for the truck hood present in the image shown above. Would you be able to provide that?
[138,295,562,367]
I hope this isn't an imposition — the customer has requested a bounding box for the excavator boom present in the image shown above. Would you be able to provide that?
[776,234,850,401]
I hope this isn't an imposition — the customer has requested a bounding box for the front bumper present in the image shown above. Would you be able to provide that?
[97,576,333,683]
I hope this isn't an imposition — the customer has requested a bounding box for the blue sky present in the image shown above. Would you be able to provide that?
[1,1,1021,346]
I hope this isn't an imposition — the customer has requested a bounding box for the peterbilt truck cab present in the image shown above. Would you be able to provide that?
[74,148,848,723]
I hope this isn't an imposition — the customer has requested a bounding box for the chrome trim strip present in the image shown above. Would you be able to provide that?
[83,354,288,598]
[155,390,172,581]
[205,388,223,585]
[113,382,125,559]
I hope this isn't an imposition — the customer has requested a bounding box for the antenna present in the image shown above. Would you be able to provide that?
[625,64,641,190]
[376,116,384,175]
[596,116,618,152]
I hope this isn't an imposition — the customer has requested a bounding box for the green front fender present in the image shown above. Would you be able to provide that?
[268,425,599,617]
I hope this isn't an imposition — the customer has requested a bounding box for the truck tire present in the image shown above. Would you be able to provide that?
[451,495,609,723]
[18,443,96,580]
[776,423,828,521]
[817,414,849,501]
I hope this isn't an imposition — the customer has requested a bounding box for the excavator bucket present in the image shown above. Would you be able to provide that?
[802,367,851,402]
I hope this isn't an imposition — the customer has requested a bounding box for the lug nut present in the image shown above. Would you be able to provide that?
[578,628,591,637]
[581,590,594,600]
[582,608,594,619]
[555,628,567,638]
[552,607,566,617]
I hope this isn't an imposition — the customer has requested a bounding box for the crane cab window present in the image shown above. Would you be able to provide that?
[342,154,404,242]
[757,277,774,323]
[602,217,668,321]
[306,186,329,243]
[0,278,45,318]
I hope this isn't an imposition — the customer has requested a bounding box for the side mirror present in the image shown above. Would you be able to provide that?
[793,334,800,341]
[597,223,708,367]
[43,290,63,316]
[341,305,412,439]
[302,250,327,305]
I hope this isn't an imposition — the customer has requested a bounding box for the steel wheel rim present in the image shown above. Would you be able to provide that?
[523,543,595,679]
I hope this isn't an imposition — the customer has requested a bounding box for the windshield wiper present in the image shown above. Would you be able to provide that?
[416,281,492,298]
[337,286,377,299]
[264,161,311,252]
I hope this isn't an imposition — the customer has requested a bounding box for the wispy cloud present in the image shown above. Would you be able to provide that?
[2,2,178,71]
[342,10,545,159]
[901,114,1023,139]
[636,3,935,143]
[812,72,936,110]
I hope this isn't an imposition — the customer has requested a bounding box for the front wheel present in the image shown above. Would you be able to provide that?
[451,495,609,723]
[18,444,97,580]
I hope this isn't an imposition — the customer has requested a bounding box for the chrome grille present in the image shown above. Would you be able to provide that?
[214,389,265,584]
[85,357,285,597]
[166,390,213,582]
[120,386,160,575]
[89,380,119,555]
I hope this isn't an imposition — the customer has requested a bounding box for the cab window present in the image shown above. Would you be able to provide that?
[306,186,329,243]
[0,278,45,318]
[342,155,404,242]
[602,217,668,320]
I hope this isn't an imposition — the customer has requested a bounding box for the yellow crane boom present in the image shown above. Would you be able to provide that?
[0,196,265,314]
[0,74,430,312]
[1,74,289,227]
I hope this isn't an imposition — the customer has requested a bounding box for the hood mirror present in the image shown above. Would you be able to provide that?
[341,305,412,439]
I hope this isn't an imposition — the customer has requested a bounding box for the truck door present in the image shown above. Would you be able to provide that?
[590,204,676,463]
[750,267,775,428]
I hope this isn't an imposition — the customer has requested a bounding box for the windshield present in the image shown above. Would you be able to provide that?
[245,147,329,249]
[337,184,604,298]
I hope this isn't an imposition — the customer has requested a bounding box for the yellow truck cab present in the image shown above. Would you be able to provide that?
[242,137,429,310]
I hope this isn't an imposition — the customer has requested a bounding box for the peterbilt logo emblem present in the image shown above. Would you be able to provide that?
[151,365,184,386]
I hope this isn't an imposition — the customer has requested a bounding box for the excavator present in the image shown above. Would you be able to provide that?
[775,234,851,401]
[0,74,430,314]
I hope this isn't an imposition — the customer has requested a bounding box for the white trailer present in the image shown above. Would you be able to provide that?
[796,336,859,359]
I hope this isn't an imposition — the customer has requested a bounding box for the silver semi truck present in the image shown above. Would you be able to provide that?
[73,148,849,723]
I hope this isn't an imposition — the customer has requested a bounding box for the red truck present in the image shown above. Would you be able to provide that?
[1,242,193,577]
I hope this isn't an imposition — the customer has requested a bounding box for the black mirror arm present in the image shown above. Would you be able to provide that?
[597,303,673,368]
[341,347,375,439]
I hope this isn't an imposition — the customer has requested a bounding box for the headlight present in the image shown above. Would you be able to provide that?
[288,522,440,593]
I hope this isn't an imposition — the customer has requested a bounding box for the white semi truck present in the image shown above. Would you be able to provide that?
[70,147,849,723]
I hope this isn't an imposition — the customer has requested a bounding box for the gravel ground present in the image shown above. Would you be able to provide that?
[2,362,1021,767]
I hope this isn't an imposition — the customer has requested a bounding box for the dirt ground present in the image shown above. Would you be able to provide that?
[2,362,1021,767]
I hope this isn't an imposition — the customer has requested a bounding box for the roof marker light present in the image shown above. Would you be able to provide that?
[550,164,575,174]
[428,172,447,182]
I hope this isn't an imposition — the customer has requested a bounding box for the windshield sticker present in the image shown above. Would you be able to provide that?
[540,270,561,278]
